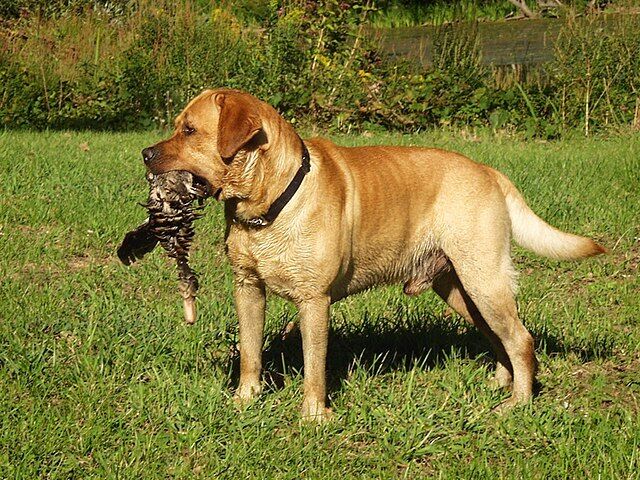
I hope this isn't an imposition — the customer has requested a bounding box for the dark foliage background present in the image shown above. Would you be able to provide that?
[1,0,638,136]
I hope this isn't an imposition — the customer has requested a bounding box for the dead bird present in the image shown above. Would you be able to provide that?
[118,170,209,324]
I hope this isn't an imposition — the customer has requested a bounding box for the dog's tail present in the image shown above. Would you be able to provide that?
[492,170,606,260]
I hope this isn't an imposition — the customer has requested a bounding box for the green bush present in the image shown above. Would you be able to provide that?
[0,1,638,136]
[550,13,640,135]
[118,4,262,127]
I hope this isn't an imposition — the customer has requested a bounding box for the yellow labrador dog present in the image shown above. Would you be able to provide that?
[142,88,605,421]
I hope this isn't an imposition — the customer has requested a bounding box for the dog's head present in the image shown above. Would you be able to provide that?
[142,88,279,199]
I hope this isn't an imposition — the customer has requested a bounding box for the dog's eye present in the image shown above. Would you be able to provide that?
[183,124,196,136]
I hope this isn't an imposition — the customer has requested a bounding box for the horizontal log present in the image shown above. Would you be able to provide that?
[370,18,561,66]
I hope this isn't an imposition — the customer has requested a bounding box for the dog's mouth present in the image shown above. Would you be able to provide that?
[191,173,210,194]
[144,164,221,201]
[188,174,224,201]
[183,173,210,199]
[192,174,223,201]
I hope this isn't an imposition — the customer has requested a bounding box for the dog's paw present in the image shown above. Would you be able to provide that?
[301,399,333,423]
[491,394,530,414]
[488,366,513,390]
[234,381,262,406]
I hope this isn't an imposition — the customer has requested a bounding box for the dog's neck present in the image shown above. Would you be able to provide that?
[222,128,308,225]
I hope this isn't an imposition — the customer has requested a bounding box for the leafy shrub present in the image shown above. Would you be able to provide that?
[0,1,638,136]
[550,13,640,135]
[118,4,262,127]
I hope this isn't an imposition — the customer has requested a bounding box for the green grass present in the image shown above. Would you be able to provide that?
[0,129,638,478]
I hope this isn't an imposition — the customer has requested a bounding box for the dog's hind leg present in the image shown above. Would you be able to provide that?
[432,271,513,389]
[450,250,536,410]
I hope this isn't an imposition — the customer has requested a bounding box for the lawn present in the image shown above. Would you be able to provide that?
[0,130,638,478]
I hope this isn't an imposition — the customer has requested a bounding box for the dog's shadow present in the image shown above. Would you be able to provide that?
[230,308,615,397]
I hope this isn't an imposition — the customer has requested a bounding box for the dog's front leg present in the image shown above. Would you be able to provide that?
[298,295,332,422]
[234,277,266,403]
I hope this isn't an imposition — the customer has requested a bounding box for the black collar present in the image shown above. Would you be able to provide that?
[235,140,311,228]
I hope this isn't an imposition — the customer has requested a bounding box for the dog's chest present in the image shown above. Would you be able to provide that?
[226,226,324,300]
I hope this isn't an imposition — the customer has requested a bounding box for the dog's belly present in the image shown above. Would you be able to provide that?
[330,244,452,302]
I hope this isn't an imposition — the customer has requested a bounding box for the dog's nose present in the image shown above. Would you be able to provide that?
[141,147,157,164]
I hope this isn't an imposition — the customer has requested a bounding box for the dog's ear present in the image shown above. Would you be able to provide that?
[216,93,264,160]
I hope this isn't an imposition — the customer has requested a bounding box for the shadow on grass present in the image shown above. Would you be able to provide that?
[230,307,615,396]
